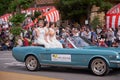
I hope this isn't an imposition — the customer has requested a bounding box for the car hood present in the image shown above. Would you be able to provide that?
[83,46,120,53]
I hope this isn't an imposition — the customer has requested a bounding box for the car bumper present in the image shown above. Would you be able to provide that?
[110,60,120,67]
[110,60,120,64]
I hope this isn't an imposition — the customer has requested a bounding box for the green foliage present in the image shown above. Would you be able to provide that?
[9,13,25,36]
[9,13,25,26]
[8,0,33,36]
[8,0,33,13]
[10,26,22,36]
[91,16,101,29]
[31,11,41,20]
[56,0,84,21]
[0,0,14,15]
[34,11,41,18]
[0,0,33,15]
[0,0,33,37]
[56,0,102,21]
[8,0,17,12]
[19,0,34,9]
[100,1,113,12]
[55,0,113,23]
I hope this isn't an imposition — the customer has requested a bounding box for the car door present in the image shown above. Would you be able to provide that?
[40,48,84,66]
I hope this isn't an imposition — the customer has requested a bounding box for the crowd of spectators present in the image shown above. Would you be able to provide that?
[59,23,120,48]
[0,18,120,51]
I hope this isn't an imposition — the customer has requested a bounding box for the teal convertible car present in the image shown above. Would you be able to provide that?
[12,36,120,76]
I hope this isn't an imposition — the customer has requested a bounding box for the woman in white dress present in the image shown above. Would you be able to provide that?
[49,22,63,48]
[34,20,49,48]
[44,22,51,44]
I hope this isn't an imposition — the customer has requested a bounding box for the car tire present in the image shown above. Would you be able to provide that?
[90,58,109,76]
[25,55,40,71]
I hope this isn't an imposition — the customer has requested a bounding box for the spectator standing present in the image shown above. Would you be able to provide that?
[86,28,92,41]
[106,28,115,47]
[116,27,120,41]
[81,28,87,38]
[72,28,79,36]
[0,24,2,32]
[23,36,30,46]
[91,28,97,44]
[16,36,23,47]
[96,25,102,34]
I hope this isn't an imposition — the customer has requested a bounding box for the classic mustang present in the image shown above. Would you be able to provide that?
[12,36,120,76]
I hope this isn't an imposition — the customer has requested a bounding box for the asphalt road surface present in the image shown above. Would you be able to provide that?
[0,51,120,80]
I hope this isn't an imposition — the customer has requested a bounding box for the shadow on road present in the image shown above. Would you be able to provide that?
[7,65,120,76]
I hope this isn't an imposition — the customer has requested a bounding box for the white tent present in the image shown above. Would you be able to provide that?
[106,3,120,29]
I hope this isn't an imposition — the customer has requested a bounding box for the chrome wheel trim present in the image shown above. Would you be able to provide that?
[26,56,38,71]
[91,58,107,75]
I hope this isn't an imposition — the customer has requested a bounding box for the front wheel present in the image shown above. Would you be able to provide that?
[90,58,109,76]
[25,55,40,71]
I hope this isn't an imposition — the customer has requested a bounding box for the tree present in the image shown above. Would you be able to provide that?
[55,0,113,24]
[99,1,113,14]
[0,0,34,15]
[91,16,101,29]
[10,26,22,36]
[8,0,34,14]
[0,0,14,16]
[9,13,26,26]
[8,0,34,36]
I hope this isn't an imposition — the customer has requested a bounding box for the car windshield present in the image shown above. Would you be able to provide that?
[67,36,90,48]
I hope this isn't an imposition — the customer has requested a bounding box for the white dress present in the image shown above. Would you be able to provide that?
[36,27,50,48]
[44,27,51,43]
[49,28,63,48]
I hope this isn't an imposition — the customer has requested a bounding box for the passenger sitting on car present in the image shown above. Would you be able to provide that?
[33,20,50,48]
[49,22,63,48]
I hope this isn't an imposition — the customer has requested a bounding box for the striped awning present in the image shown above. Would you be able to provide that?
[106,3,120,29]
[0,6,60,23]
[0,14,12,22]
[43,8,60,22]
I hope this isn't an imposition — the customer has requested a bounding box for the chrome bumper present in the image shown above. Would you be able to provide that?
[110,60,120,64]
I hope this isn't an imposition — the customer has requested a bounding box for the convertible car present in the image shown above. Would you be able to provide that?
[12,36,120,76]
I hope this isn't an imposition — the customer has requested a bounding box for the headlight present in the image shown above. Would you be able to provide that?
[116,53,120,58]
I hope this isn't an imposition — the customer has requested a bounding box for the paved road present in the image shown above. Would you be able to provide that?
[0,51,120,80]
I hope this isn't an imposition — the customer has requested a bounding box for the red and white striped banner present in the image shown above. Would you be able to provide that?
[0,14,12,22]
[107,4,120,14]
[106,14,120,29]
[106,3,120,29]
[43,8,60,22]
[0,6,59,24]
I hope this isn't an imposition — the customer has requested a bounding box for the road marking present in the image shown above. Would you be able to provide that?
[4,62,25,66]
[0,58,15,60]
[0,71,62,80]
